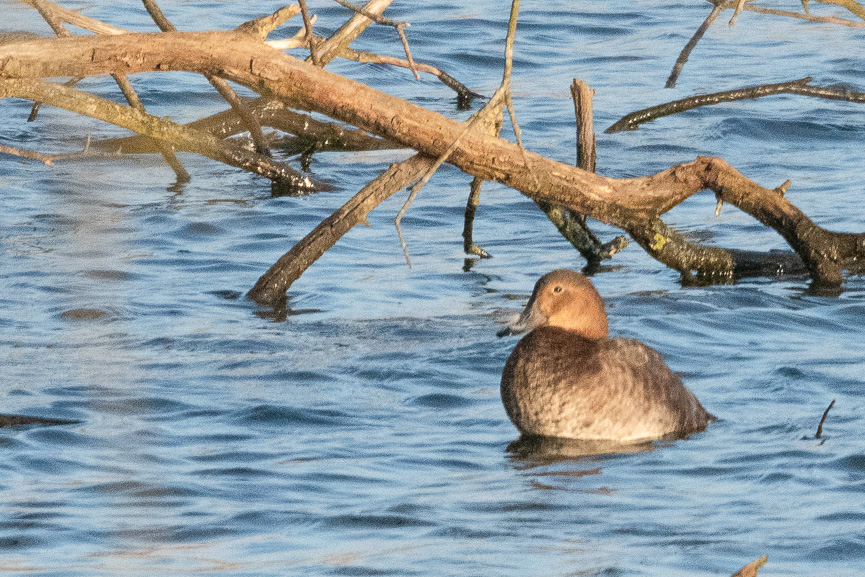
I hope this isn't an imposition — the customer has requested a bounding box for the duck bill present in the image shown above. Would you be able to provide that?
[496,297,545,337]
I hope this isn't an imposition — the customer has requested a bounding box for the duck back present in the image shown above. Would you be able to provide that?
[501,327,713,442]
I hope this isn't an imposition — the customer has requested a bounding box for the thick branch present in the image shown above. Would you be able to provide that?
[248,154,435,305]
[3,32,864,284]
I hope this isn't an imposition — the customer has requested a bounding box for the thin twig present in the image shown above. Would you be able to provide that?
[326,44,482,101]
[500,0,538,189]
[667,2,723,88]
[395,85,508,264]
[505,92,539,189]
[394,0,523,265]
[297,0,320,65]
[331,0,419,79]
[394,24,420,80]
[815,399,836,439]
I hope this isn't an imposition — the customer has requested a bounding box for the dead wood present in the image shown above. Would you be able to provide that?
[532,78,627,272]
[248,153,435,305]
[667,1,723,88]
[668,0,865,88]
[730,555,768,577]
[815,399,836,439]
[609,77,865,133]
[246,0,427,301]
[3,25,865,298]
[24,0,190,181]
[95,97,398,156]
[141,0,271,157]
[0,77,325,193]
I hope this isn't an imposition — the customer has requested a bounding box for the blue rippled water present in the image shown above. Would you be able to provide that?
[2,1,865,575]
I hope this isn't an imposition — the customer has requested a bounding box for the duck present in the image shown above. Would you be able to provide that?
[498,269,713,442]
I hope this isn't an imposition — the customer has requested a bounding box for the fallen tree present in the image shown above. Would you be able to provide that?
[2,2,865,308]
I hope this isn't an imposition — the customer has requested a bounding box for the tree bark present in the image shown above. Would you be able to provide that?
[3,31,865,288]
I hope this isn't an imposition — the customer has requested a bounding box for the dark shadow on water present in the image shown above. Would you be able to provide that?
[805,281,845,298]
[0,413,80,428]
[506,434,656,467]
[249,293,321,322]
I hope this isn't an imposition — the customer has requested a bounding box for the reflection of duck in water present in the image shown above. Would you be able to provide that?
[499,270,714,442]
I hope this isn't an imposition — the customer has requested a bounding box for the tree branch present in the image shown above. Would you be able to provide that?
[0,77,325,193]
[3,31,864,287]
[608,77,865,133]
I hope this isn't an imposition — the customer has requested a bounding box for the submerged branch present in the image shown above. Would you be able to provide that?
[608,77,865,133]
[0,77,325,193]
[248,154,434,305]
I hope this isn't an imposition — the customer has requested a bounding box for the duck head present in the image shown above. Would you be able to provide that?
[498,270,609,339]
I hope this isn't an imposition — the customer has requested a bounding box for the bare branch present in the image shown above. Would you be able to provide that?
[0,143,56,164]
[330,0,419,79]
[0,77,324,193]
[141,0,271,156]
[236,5,302,39]
[608,77,865,133]
[25,0,189,182]
[297,0,320,65]
[716,0,865,26]
[5,32,865,286]
[248,154,436,305]
[667,2,723,88]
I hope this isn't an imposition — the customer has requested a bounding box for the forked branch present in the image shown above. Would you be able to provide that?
[3,24,865,302]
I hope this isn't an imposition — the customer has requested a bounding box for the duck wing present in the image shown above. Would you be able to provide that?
[502,328,712,441]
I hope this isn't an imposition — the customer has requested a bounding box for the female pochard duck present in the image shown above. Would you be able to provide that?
[499,270,713,442]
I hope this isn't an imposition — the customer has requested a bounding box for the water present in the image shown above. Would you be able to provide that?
[2,1,865,575]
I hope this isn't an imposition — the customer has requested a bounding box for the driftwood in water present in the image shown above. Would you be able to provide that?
[608,77,865,133]
[3,5,865,306]
[667,0,865,88]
